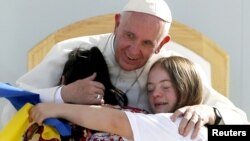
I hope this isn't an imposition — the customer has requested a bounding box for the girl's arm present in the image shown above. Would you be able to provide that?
[29,103,133,140]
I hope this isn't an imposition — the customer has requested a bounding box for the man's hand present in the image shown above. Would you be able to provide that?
[171,105,216,139]
[61,73,105,105]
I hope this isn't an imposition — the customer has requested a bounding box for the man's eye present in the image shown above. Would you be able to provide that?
[125,32,134,40]
[143,41,154,48]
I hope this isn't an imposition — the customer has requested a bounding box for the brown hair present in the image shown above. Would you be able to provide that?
[150,56,203,112]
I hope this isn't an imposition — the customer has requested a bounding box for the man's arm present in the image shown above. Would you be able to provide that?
[16,34,108,103]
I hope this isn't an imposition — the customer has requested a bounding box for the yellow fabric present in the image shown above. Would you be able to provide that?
[0,103,32,141]
[0,103,60,141]
[42,125,60,140]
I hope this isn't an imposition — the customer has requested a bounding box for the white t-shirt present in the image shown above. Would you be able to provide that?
[124,112,208,141]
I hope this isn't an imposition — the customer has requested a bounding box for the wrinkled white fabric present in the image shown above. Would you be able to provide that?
[124,112,207,141]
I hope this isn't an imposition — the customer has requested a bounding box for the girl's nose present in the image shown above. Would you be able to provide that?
[151,90,162,98]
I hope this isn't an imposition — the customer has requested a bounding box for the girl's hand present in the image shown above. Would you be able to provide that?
[29,103,58,125]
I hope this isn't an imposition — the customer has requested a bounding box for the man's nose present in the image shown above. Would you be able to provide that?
[130,41,141,55]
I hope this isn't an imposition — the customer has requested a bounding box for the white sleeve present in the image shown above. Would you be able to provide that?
[124,112,208,141]
[32,86,60,103]
[16,39,84,89]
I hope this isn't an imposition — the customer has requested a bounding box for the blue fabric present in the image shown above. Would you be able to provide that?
[0,83,40,109]
[0,82,71,136]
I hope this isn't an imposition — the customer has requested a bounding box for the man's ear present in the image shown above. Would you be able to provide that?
[155,35,171,53]
[114,14,121,33]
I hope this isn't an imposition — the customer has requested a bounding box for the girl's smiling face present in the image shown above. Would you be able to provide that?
[147,64,177,113]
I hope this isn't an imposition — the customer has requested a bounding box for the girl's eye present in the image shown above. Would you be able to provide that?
[161,83,171,90]
[163,86,170,90]
[147,85,154,94]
